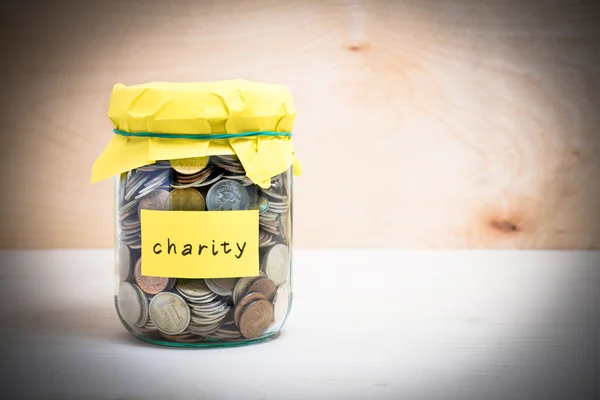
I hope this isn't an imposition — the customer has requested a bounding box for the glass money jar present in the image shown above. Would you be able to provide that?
[91,80,301,347]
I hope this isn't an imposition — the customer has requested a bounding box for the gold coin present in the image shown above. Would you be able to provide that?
[170,157,210,175]
[167,188,206,211]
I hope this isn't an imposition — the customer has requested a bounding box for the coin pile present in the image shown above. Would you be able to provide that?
[176,279,230,337]
[115,155,292,344]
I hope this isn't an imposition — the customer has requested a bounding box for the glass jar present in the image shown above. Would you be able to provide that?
[92,80,300,347]
[115,159,293,346]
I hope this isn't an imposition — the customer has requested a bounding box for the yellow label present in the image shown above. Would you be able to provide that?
[140,210,259,278]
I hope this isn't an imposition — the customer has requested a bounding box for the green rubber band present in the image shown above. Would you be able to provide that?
[113,129,292,139]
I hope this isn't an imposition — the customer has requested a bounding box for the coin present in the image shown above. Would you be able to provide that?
[234,291,268,326]
[134,258,170,295]
[132,284,149,328]
[262,244,290,286]
[121,216,141,230]
[142,317,157,332]
[187,322,222,335]
[248,190,269,213]
[164,278,176,292]
[232,276,261,304]
[258,231,273,248]
[170,156,210,175]
[175,165,212,181]
[224,173,254,186]
[239,299,274,339]
[149,292,191,335]
[167,188,206,211]
[273,281,290,325]
[205,278,238,296]
[119,245,132,281]
[246,277,277,302]
[180,290,220,304]
[171,170,224,189]
[135,170,170,200]
[125,173,150,201]
[206,179,250,211]
[176,279,213,298]
[213,156,246,173]
[137,189,169,217]
[189,306,231,335]
[117,282,144,327]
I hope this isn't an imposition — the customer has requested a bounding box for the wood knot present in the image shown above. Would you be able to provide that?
[489,219,521,234]
[346,42,369,52]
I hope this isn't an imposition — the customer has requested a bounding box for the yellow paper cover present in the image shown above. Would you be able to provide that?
[91,80,300,188]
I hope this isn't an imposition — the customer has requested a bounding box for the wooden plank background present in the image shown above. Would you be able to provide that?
[0,0,598,249]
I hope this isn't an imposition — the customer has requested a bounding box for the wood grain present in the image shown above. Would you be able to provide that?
[0,0,599,249]
[1,249,599,398]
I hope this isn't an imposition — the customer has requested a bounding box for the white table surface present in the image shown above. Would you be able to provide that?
[0,249,599,400]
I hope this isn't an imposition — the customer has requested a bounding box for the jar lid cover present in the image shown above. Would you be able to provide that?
[92,80,301,187]
[109,79,295,135]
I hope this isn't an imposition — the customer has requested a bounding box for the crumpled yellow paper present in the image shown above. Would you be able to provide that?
[91,80,301,188]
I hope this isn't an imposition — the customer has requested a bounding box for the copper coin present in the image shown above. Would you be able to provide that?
[137,189,169,218]
[246,277,277,302]
[234,292,267,327]
[119,245,132,281]
[134,258,170,295]
[232,276,261,304]
[239,299,274,339]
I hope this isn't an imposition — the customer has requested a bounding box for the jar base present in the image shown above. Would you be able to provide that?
[116,295,284,348]
[133,331,281,348]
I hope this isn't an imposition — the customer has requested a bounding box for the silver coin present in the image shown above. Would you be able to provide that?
[144,319,157,331]
[181,293,220,304]
[214,326,241,335]
[175,279,213,298]
[192,314,229,325]
[135,171,170,199]
[205,278,238,296]
[273,281,290,324]
[262,244,290,286]
[125,173,149,201]
[210,333,240,340]
[190,310,227,321]
[119,199,139,215]
[117,282,144,327]
[170,171,224,189]
[190,298,229,310]
[190,313,228,326]
[187,323,222,335]
[149,292,191,335]
[177,290,218,302]
[189,301,229,315]
[132,284,149,328]
[118,245,132,282]
[190,302,229,315]
[124,170,143,193]
[206,179,250,211]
